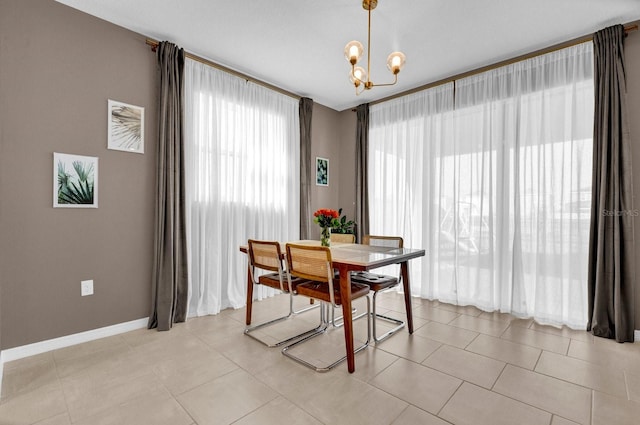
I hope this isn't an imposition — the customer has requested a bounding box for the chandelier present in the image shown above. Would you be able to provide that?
[344,0,406,95]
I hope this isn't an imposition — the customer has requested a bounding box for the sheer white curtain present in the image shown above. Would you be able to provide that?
[184,59,300,317]
[370,43,593,328]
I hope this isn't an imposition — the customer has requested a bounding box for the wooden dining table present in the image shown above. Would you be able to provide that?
[240,240,426,373]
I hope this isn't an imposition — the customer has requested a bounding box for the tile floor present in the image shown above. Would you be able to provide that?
[1,292,640,425]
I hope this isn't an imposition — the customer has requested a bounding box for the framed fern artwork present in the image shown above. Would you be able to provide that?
[107,99,144,154]
[316,157,329,186]
[54,153,98,208]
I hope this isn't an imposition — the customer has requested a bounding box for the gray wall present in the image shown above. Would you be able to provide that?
[626,30,640,330]
[0,0,157,349]
[309,104,357,239]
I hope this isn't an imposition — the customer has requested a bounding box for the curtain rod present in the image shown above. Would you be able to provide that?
[368,22,639,107]
[146,39,301,101]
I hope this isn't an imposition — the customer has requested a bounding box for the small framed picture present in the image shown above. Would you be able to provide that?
[316,157,329,186]
[54,153,98,208]
[108,99,144,154]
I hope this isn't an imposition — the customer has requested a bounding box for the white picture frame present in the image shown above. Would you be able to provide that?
[54,153,98,208]
[108,99,144,154]
[316,157,329,186]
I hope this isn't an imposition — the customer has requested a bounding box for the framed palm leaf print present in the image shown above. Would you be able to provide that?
[54,153,98,208]
[108,99,144,154]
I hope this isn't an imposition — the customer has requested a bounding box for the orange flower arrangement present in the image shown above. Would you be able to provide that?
[313,208,340,228]
[313,209,339,246]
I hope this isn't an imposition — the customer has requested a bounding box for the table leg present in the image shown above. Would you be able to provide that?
[245,265,253,326]
[337,265,355,373]
[400,261,414,334]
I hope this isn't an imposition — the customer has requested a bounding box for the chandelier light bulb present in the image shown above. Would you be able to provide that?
[350,66,367,86]
[387,51,406,75]
[344,41,364,65]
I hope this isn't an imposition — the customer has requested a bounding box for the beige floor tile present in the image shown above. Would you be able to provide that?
[412,297,441,308]
[436,302,484,316]
[593,390,640,425]
[62,370,164,422]
[177,368,277,425]
[373,307,430,331]
[370,358,461,414]
[0,387,67,425]
[54,342,134,378]
[477,311,534,328]
[182,312,246,335]
[119,325,189,349]
[131,332,213,366]
[513,318,536,327]
[281,325,370,371]
[592,335,640,353]
[294,374,408,425]
[535,351,627,397]
[253,357,324,397]
[412,305,460,324]
[414,321,479,348]
[259,361,408,425]
[33,413,72,425]
[439,382,551,425]
[72,387,191,425]
[245,311,323,345]
[337,346,400,382]
[196,318,259,349]
[212,332,292,374]
[1,354,59,400]
[376,333,442,363]
[422,344,505,389]
[448,314,511,337]
[233,396,323,425]
[501,325,570,354]
[374,293,418,313]
[467,334,541,370]
[568,339,640,375]
[625,370,640,402]
[551,416,581,425]
[58,348,152,385]
[152,345,239,395]
[478,311,518,323]
[390,405,450,425]
[529,322,593,343]
[3,352,55,371]
[493,365,592,424]
[242,304,321,334]
[5,300,635,425]
[52,335,129,362]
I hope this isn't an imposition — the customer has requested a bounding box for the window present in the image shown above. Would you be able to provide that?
[369,43,593,328]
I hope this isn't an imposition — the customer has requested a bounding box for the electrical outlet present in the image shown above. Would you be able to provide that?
[81,279,94,296]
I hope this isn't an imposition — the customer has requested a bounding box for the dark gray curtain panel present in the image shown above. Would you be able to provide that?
[355,103,370,243]
[299,97,313,240]
[148,41,188,331]
[587,25,636,342]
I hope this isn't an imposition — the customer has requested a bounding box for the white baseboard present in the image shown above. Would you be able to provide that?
[0,317,149,364]
[635,330,640,342]
[0,351,4,396]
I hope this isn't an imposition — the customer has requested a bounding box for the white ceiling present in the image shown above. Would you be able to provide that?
[56,0,640,111]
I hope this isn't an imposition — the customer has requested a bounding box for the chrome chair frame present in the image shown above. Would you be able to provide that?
[244,240,321,347]
[281,243,370,372]
[351,235,406,343]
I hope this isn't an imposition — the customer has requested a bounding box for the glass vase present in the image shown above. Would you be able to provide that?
[320,226,331,247]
